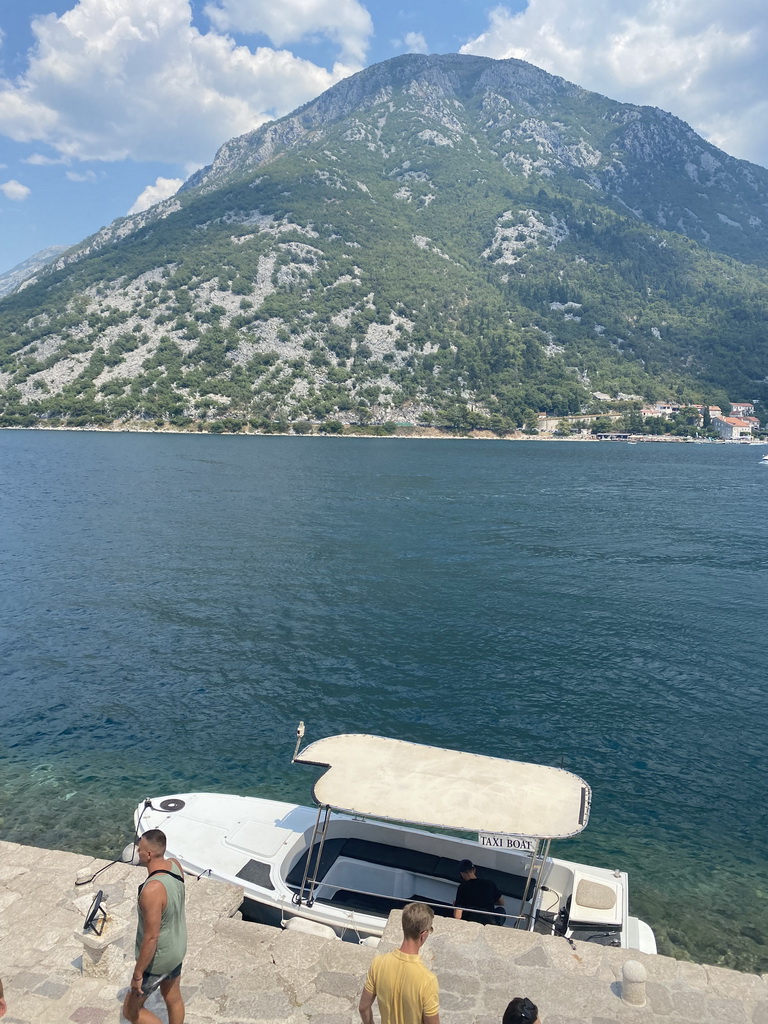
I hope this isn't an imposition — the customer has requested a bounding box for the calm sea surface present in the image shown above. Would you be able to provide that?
[1,431,767,970]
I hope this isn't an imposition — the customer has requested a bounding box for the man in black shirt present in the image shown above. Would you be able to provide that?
[453,859,505,925]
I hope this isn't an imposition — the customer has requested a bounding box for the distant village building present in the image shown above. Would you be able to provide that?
[691,405,722,424]
[654,403,678,418]
[731,402,755,417]
[711,416,753,440]
[641,403,681,420]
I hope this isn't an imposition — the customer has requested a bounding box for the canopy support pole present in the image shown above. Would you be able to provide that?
[515,837,550,929]
[294,803,331,907]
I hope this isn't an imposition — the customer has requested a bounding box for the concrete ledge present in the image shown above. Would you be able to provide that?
[0,841,767,1023]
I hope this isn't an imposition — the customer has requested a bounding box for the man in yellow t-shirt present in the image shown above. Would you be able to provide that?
[359,902,440,1024]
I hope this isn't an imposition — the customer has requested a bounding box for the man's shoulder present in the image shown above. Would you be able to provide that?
[372,949,433,971]
[138,877,167,907]
[389,951,437,980]
[473,876,498,893]
[371,949,404,968]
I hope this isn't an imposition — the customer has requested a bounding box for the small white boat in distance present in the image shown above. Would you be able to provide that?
[761,454,768,463]
[132,727,656,954]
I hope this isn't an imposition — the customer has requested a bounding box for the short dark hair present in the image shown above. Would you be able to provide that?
[141,829,167,855]
[502,997,538,1024]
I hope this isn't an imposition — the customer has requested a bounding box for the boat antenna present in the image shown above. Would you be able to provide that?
[292,720,305,761]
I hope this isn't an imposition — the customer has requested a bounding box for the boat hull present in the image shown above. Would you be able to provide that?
[133,792,656,954]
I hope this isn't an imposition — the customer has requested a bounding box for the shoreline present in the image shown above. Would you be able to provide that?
[0,423,757,443]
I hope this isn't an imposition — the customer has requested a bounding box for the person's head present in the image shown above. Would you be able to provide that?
[401,902,434,942]
[137,829,167,864]
[459,858,477,880]
[502,997,540,1024]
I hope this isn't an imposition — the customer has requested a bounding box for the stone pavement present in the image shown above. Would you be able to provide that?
[1,839,767,1023]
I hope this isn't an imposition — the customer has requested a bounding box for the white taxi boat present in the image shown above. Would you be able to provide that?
[131,727,656,953]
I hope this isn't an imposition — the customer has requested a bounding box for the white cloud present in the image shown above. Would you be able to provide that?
[402,32,428,54]
[66,169,97,182]
[128,175,184,214]
[0,0,359,166]
[461,0,768,168]
[0,179,31,200]
[24,153,70,165]
[205,0,372,64]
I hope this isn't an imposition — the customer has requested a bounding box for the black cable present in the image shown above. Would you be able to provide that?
[75,799,153,886]
[75,858,124,887]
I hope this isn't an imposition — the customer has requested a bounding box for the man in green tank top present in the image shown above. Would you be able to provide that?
[123,828,187,1024]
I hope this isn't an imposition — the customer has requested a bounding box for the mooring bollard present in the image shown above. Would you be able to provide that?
[621,959,647,1006]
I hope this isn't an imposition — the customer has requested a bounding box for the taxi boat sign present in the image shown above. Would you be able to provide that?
[478,832,537,852]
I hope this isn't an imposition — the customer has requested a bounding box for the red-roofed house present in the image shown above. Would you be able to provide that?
[691,405,722,425]
[731,402,755,417]
[711,416,753,439]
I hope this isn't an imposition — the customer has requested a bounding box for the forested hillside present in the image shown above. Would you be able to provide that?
[1,53,767,432]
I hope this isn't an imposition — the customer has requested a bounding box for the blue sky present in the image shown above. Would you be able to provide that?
[0,0,766,275]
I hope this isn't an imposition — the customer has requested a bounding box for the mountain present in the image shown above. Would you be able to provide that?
[185,55,768,267]
[0,245,70,300]
[1,53,767,433]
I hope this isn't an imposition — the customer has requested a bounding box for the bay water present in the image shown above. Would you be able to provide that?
[1,431,767,971]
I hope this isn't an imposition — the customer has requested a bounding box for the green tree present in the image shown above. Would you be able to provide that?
[321,418,344,433]
[590,416,616,434]
[522,409,539,434]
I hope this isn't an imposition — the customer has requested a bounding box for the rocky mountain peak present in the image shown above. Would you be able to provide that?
[177,53,768,267]
[1,53,767,433]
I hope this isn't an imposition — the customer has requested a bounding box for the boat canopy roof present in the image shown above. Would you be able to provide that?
[294,734,591,839]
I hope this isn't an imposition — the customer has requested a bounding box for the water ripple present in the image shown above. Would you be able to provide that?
[1,432,767,969]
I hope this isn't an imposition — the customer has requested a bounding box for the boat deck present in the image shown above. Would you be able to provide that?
[283,836,536,921]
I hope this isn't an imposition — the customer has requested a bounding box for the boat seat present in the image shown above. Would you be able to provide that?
[286,838,437,887]
[286,838,535,903]
[342,839,439,876]
[286,838,347,887]
[330,889,407,915]
[329,889,454,917]
[409,894,454,917]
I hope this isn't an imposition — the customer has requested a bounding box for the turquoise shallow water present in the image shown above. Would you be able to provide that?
[1,431,767,970]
